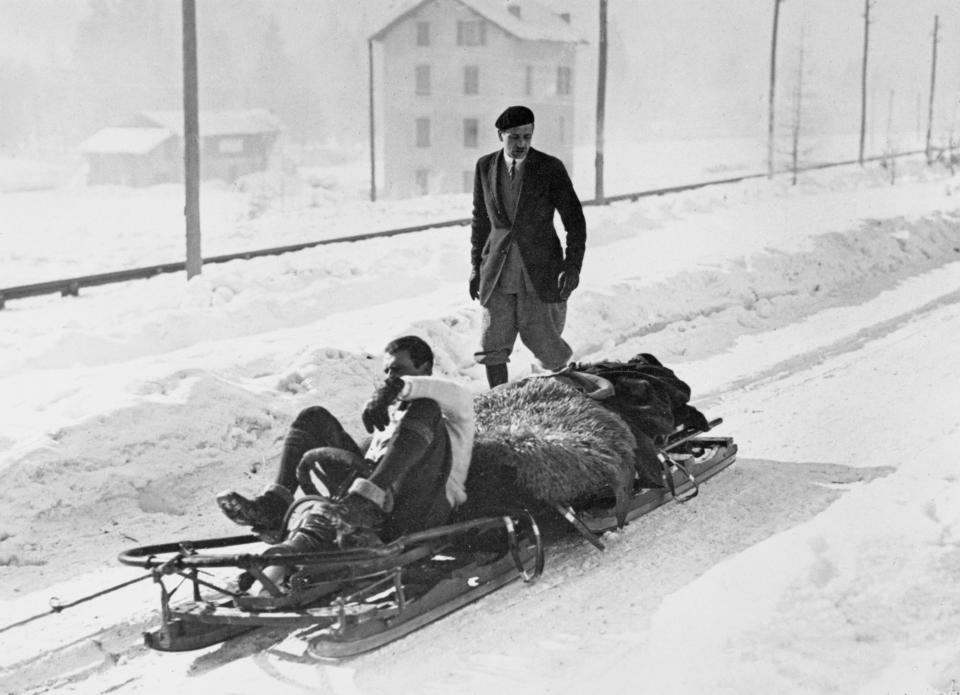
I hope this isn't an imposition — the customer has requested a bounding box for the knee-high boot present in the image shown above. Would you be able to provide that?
[485,363,508,388]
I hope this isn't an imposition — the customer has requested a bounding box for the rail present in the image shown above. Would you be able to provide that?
[0,149,927,309]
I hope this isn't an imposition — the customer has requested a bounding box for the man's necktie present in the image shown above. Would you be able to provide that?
[509,160,516,179]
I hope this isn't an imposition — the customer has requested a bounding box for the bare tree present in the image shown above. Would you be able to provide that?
[789,26,807,185]
[946,100,959,176]
[882,90,897,185]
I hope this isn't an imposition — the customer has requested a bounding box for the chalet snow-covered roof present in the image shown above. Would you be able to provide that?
[131,109,283,137]
[79,127,174,155]
[370,0,585,44]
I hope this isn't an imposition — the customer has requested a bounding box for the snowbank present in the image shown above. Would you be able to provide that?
[1,154,960,694]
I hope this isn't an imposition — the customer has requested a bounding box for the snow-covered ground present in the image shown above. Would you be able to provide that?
[1,143,960,694]
[0,133,919,286]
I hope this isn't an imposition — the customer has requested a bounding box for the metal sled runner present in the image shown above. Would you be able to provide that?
[566,419,738,545]
[119,513,544,658]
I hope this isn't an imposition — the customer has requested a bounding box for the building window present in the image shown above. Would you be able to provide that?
[464,118,479,147]
[416,21,430,46]
[218,137,244,154]
[464,66,479,95]
[415,64,430,95]
[525,66,533,96]
[557,66,571,95]
[416,118,430,147]
[457,20,486,46]
[463,171,473,193]
[416,169,429,195]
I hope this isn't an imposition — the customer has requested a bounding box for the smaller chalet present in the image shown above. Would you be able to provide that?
[80,109,283,186]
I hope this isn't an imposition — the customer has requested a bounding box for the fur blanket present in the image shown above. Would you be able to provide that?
[459,378,637,523]
[455,355,707,524]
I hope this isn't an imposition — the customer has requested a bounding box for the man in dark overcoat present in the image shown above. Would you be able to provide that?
[469,105,586,388]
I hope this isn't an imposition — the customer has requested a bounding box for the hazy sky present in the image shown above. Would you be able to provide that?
[2,0,960,146]
[590,0,960,137]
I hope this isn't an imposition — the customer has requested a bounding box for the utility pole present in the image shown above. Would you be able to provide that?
[595,0,608,204]
[368,39,376,202]
[925,14,939,164]
[767,0,785,178]
[858,0,871,165]
[181,0,201,278]
[790,26,806,186]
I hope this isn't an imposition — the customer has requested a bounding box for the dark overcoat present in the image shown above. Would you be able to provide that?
[470,148,586,305]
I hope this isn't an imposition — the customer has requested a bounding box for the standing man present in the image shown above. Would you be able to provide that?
[470,105,586,388]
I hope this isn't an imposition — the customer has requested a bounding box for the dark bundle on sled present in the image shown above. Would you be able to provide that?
[571,353,709,486]
[465,378,637,520]
[572,353,708,437]
[459,353,709,525]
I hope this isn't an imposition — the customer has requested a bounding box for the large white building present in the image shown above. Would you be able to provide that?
[369,0,584,198]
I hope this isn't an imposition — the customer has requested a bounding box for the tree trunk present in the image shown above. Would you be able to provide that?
[791,29,804,186]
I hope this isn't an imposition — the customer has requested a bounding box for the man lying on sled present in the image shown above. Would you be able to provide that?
[217,335,475,551]
[219,335,707,561]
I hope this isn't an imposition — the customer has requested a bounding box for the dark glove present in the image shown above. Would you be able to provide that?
[469,268,480,301]
[361,376,405,433]
[558,268,580,301]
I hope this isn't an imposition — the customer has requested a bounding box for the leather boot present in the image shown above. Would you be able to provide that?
[485,363,508,388]
[216,484,292,532]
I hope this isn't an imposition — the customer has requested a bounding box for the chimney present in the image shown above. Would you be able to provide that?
[508,5,521,19]
[560,12,570,23]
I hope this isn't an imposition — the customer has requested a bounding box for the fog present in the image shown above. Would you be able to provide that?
[3,5,960,690]
[3,0,960,159]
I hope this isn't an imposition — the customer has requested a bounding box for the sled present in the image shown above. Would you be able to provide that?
[118,513,545,658]
[118,418,735,658]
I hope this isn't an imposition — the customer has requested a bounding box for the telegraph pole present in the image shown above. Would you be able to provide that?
[925,14,939,164]
[595,0,608,204]
[368,39,377,202]
[182,0,201,278]
[767,0,785,178]
[858,0,871,165]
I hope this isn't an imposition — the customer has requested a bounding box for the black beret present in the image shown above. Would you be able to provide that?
[495,105,535,131]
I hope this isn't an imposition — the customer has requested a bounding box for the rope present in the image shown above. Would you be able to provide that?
[0,572,153,635]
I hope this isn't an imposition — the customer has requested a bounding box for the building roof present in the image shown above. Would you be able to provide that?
[79,127,174,155]
[131,109,284,137]
[370,0,585,43]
